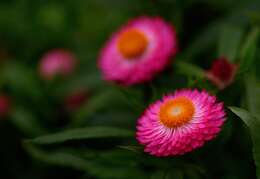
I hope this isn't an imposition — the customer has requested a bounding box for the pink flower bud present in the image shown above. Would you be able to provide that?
[206,57,237,89]
[39,49,76,80]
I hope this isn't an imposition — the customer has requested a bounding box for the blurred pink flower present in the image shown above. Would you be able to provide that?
[39,49,76,80]
[98,16,178,86]
[0,95,11,118]
[136,89,226,157]
[206,57,237,89]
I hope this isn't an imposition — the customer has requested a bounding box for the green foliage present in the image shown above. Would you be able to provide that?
[218,24,244,62]
[0,0,260,178]
[229,107,260,179]
[29,126,134,145]
[10,106,46,136]
[175,61,205,78]
[245,72,260,119]
[239,28,259,73]
[24,143,93,171]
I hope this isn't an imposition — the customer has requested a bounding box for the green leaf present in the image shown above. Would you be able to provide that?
[89,149,145,179]
[38,4,66,32]
[218,24,244,62]
[24,143,91,171]
[175,61,205,78]
[117,87,145,113]
[150,171,165,179]
[167,169,184,179]
[245,73,260,120]
[10,106,46,136]
[53,70,102,97]
[24,144,145,178]
[239,28,259,73]
[2,62,43,99]
[229,107,260,179]
[119,145,143,153]
[70,90,118,126]
[29,126,134,144]
[184,168,201,179]
[183,22,222,58]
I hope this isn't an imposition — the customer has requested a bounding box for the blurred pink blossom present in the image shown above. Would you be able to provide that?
[39,49,76,80]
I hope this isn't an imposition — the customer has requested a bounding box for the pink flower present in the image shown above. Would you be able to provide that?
[39,49,76,80]
[64,89,88,111]
[98,16,178,86]
[136,89,226,157]
[0,95,11,118]
[206,57,237,89]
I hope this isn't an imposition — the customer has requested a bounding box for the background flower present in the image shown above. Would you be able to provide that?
[98,16,178,85]
[39,49,77,80]
[64,89,88,111]
[206,57,237,89]
[0,95,11,118]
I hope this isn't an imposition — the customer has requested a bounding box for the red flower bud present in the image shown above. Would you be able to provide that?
[206,57,237,89]
[39,49,76,80]
[0,95,11,118]
[64,90,88,111]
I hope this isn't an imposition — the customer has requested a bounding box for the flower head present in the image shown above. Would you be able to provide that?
[136,89,226,157]
[98,16,178,86]
[39,49,76,80]
[206,57,237,89]
[0,95,11,118]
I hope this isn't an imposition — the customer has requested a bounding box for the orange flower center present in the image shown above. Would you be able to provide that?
[159,97,195,128]
[117,29,148,59]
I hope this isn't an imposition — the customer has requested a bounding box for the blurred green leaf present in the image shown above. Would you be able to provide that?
[218,24,244,62]
[89,149,145,179]
[2,62,43,100]
[58,71,102,94]
[239,28,259,73]
[24,143,145,178]
[10,106,46,136]
[245,73,260,119]
[150,171,166,179]
[24,143,91,171]
[183,22,221,58]
[29,126,134,144]
[38,4,66,32]
[229,107,260,179]
[175,61,205,78]
[71,89,119,126]
[119,145,143,153]
[184,168,202,179]
[117,87,145,113]
[167,169,184,179]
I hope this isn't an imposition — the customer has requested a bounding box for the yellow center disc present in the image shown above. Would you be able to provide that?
[117,29,148,59]
[159,97,195,128]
